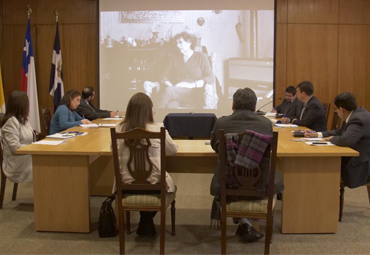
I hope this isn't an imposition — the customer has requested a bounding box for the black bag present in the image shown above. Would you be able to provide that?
[98,195,118,238]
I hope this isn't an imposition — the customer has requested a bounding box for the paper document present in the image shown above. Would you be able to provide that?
[103,118,124,120]
[291,138,324,142]
[264,113,276,117]
[33,140,66,145]
[46,133,76,139]
[99,123,116,127]
[80,124,99,128]
[305,142,335,146]
[275,124,298,128]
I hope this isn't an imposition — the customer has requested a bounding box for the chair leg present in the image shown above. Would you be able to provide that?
[119,210,125,255]
[0,170,6,209]
[339,185,345,221]
[171,200,176,236]
[12,183,18,201]
[160,208,166,255]
[264,215,273,255]
[220,210,226,255]
[366,185,370,207]
[126,211,130,234]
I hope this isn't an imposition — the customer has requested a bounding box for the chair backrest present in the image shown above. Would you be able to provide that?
[322,102,331,123]
[331,111,342,130]
[42,107,52,135]
[0,113,4,165]
[219,130,278,213]
[110,127,166,201]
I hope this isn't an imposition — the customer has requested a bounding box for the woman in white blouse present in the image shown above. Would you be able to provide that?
[0,91,35,183]
[115,92,178,236]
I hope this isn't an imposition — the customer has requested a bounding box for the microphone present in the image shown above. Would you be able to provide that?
[256,98,282,115]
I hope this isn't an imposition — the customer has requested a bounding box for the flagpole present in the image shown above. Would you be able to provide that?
[26,5,32,18]
[22,4,41,134]
[54,10,59,23]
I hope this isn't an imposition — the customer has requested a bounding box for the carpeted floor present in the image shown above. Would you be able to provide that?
[0,173,369,254]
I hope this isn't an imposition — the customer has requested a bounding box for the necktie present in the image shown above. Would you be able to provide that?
[88,103,95,112]
[299,107,305,119]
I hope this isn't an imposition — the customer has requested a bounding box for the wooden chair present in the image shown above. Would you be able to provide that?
[0,140,19,209]
[110,127,176,255]
[219,130,278,255]
[331,111,342,130]
[322,102,331,123]
[42,107,52,135]
[339,182,370,221]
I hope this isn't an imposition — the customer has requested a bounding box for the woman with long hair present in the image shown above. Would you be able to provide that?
[0,91,35,183]
[147,31,215,109]
[115,92,178,236]
[49,89,91,134]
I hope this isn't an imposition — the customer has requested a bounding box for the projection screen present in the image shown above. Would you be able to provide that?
[99,0,275,122]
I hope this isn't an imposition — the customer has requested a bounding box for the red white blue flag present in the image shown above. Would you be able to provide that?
[49,21,64,111]
[21,18,41,133]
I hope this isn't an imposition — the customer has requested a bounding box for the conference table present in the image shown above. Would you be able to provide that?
[17,118,358,234]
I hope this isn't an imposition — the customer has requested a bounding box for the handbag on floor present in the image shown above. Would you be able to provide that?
[98,194,118,238]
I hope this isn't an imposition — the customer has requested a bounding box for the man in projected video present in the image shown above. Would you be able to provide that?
[146,32,215,109]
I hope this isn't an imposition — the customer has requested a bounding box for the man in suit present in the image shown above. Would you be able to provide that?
[210,88,284,242]
[273,86,303,120]
[306,92,370,188]
[76,87,116,120]
[282,81,327,131]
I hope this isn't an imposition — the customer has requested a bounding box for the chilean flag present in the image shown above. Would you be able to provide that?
[21,18,41,133]
[49,21,64,111]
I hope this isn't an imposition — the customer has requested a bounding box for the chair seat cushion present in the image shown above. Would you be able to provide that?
[122,187,176,208]
[226,195,277,214]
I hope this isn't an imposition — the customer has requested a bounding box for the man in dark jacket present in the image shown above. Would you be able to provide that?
[306,92,370,188]
[210,88,284,242]
[282,81,327,132]
[76,87,116,120]
[274,86,303,120]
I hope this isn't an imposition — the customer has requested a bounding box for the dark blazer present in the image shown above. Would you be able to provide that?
[275,98,303,120]
[76,99,111,120]
[323,107,370,188]
[210,109,284,196]
[292,96,327,132]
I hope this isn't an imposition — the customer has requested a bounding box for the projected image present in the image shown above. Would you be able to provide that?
[100,4,274,120]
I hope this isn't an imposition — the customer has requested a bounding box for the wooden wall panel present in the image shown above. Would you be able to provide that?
[277,0,288,24]
[275,24,287,106]
[36,0,92,24]
[2,25,29,100]
[3,0,37,25]
[34,25,57,114]
[58,25,94,94]
[287,25,338,107]
[288,0,338,24]
[88,24,99,106]
[338,25,370,110]
[339,0,370,24]
[90,0,98,24]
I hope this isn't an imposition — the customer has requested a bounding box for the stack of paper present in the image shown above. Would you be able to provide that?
[46,133,76,139]
[275,124,298,128]
[80,124,99,128]
[99,123,116,127]
[33,140,66,145]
